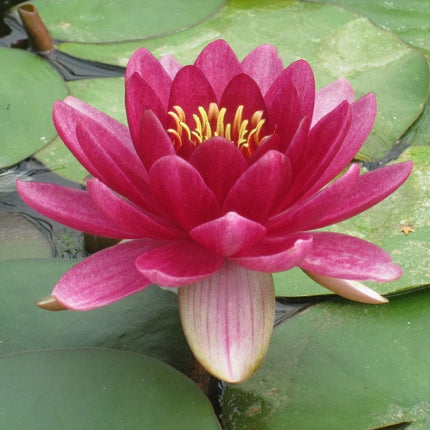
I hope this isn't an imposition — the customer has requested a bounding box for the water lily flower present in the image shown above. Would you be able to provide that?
[17,40,412,383]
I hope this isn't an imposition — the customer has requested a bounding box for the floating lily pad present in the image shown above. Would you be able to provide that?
[0,213,53,260]
[35,78,126,184]
[0,348,220,429]
[0,258,192,372]
[275,146,430,298]
[222,287,430,429]
[0,47,68,168]
[303,0,430,56]
[23,0,225,43]
[57,0,428,162]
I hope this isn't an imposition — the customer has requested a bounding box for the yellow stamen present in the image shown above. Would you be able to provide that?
[167,102,267,157]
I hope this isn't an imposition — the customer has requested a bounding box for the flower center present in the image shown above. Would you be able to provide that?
[167,102,267,157]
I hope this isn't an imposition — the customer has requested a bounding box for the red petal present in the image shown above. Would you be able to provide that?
[149,155,220,230]
[135,239,223,286]
[188,137,247,205]
[300,232,402,281]
[125,47,172,108]
[223,150,291,223]
[87,179,185,240]
[17,181,136,239]
[194,39,242,102]
[241,44,284,96]
[53,240,158,310]
[190,211,267,256]
[231,233,313,272]
[159,54,182,79]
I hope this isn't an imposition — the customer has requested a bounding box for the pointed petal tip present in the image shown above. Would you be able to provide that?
[36,295,68,311]
[303,270,389,304]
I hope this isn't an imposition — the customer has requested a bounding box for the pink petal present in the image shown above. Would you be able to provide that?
[314,161,413,228]
[284,117,311,176]
[241,44,284,96]
[223,150,291,223]
[265,80,302,146]
[281,101,351,207]
[220,73,266,125]
[265,59,315,120]
[303,270,388,304]
[125,48,172,108]
[149,155,220,230]
[57,96,132,146]
[134,110,175,170]
[190,211,267,257]
[125,73,167,143]
[75,121,159,213]
[268,163,361,235]
[300,232,402,281]
[188,137,247,204]
[87,179,185,240]
[16,181,139,239]
[178,260,275,383]
[303,93,377,198]
[250,134,282,164]
[168,65,216,123]
[53,240,158,310]
[231,233,313,272]
[194,39,242,102]
[135,239,223,286]
[312,78,354,127]
[159,54,182,79]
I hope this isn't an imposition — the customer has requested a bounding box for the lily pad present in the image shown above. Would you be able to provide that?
[0,213,53,260]
[35,78,126,184]
[275,146,430,298]
[0,258,192,372]
[22,0,225,43]
[0,348,221,429]
[0,47,68,168]
[222,287,430,429]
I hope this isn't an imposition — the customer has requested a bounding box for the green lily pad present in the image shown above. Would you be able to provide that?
[0,47,68,168]
[0,348,220,429]
[35,78,126,184]
[222,287,430,429]
[0,213,53,260]
[303,0,430,56]
[275,146,430,298]
[22,0,225,43]
[0,258,192,372]
[57,0,428,162]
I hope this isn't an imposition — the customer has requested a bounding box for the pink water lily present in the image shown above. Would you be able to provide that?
[17,40,412,383]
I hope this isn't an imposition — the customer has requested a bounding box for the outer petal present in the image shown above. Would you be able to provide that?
[268,163,360,235]
[223,150,291,223]
[312,78,354,127]
[265,59,315,120]
[125,47,172,108]
[241,44,284,96]
[194,39,242,102]
[303,270,388,304]
[314,161,413,228]
[159,54,182,79]
[300,232,402,281]
[134,109,175,171]
[178,260,275,383]
[190,211,267,257]
[188,137,247,205]
[52,240,158,310]
[16,181,137,239]
[87,179,185,240]
[135,239,223,286]
[150,155,220,230]
[231,233,313,272]
[125,73,167,142]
